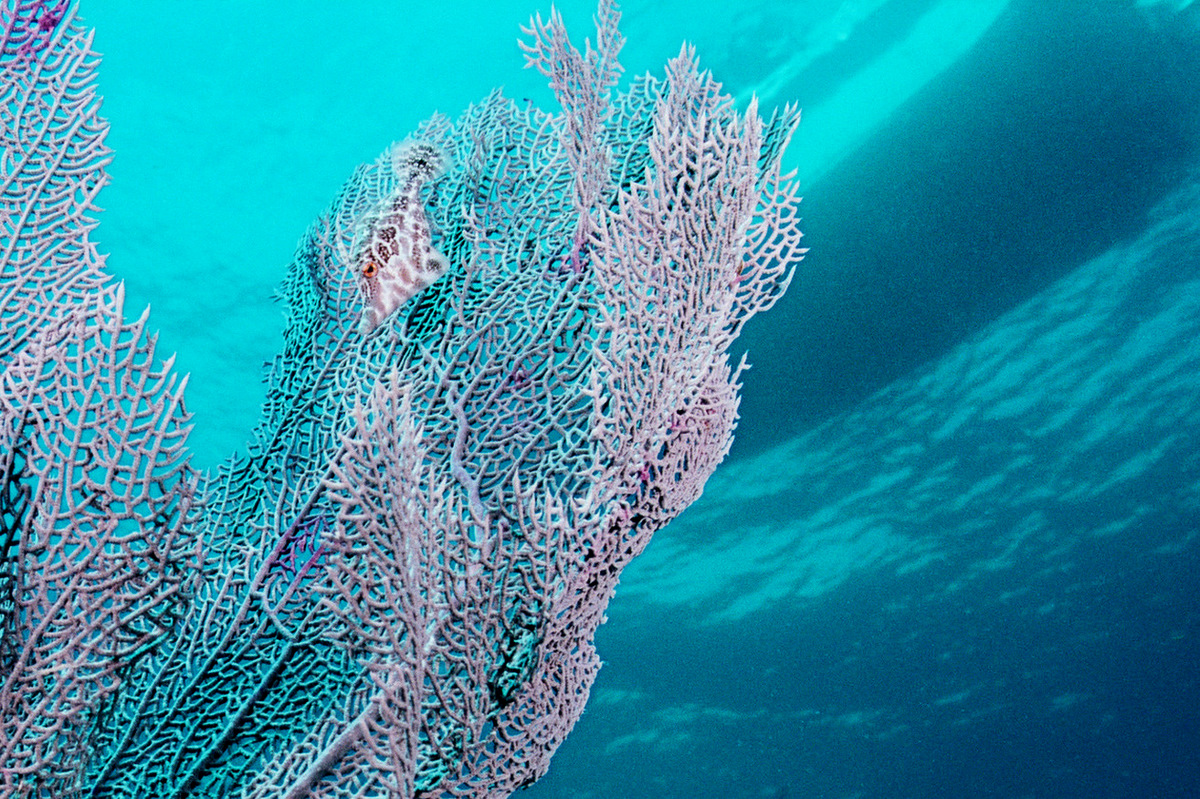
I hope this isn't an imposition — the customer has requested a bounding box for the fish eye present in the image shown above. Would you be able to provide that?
[363,259,378,278]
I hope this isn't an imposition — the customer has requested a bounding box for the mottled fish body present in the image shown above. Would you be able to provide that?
[354,140,450,333]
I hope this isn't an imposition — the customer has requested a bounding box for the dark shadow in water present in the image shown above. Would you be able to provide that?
[778,0,942,110]
[730,0,1200,460]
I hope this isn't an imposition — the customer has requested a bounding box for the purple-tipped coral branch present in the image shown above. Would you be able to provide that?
[1,4,196,796]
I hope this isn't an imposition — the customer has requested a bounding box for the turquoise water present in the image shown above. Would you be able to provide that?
[83,0,1200,796]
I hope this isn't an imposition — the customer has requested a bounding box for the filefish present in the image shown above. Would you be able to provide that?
[353,140,450,333]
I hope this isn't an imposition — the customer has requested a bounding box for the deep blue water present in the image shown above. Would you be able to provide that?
[83,0,1200,796]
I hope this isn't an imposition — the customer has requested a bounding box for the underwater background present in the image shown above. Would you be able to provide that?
[82,0,1200,797]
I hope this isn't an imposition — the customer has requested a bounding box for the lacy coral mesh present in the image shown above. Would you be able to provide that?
[1,6,196,796]
[2,1,804,796]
